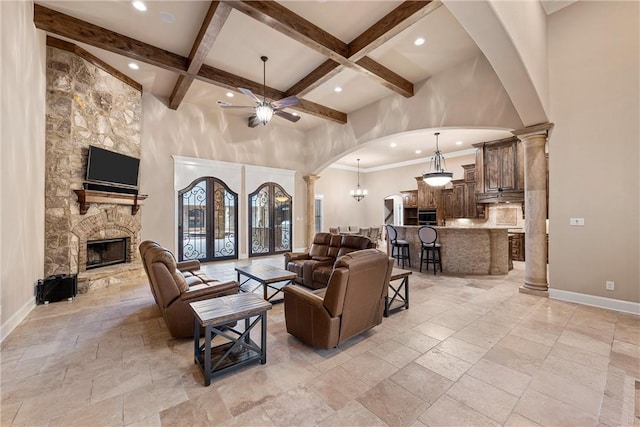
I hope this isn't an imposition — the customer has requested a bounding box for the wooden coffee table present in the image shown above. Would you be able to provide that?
[384,268,412,316]
[235,264,297,302]
[190,293,272,386]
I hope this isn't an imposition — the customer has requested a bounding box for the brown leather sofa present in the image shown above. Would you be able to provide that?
[284,232,374,290]
[140,242,239,338]
[283,249,393,349]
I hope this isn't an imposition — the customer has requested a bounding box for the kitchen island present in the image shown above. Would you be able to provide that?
[387,226,509,275]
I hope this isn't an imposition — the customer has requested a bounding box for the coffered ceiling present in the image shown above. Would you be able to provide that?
[32,1,534,168]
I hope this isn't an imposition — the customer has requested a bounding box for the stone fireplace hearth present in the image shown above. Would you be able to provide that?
[44,41,145,293]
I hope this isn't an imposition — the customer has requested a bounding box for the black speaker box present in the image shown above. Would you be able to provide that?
[36,274,77,304]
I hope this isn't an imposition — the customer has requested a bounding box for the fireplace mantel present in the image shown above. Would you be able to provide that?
[74,189,147,215]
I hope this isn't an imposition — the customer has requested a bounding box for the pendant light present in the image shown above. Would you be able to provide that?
[255,56,274,125]
[351,159,367,201]
[423,132,453,186]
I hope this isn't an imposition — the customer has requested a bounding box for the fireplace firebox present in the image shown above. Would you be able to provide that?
[86,238,130,269]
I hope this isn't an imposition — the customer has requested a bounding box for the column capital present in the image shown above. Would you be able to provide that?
[303,174,320,184]
[512,122,554,141]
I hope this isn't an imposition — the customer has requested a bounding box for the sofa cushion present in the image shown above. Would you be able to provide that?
[327,234,342,258]
[308,232,331,259]
[336,235,372,257]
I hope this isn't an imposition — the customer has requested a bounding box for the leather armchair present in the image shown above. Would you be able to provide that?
[284,233,336,289]
[283,249,393,349]
[142,245,239,338]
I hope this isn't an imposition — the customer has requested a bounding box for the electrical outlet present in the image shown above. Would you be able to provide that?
[570,218,585,226]
[605,281,615,291]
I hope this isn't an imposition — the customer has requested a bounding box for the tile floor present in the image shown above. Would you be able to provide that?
[1,257,639,426]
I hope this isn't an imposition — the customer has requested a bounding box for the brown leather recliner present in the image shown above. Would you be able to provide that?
[283,249,393,349]
[284,233,374,290]
[141,245,239,338]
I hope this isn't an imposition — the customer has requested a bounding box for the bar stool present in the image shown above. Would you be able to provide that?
[419,226,442,274]
[385,225,411,268]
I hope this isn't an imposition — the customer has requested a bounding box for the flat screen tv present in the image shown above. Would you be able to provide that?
[86,145,140,189]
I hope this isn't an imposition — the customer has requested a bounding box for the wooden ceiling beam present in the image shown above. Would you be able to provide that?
[284,60,342,98]
[169,2,232,110]
[348,1,441,62]
[34,4,344,123]
[197,65,348,124]
[34,4,188,73]
[226,1,415,98]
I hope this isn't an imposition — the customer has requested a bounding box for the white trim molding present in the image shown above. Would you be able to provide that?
[549,289,640,315]
[1,298,36,343]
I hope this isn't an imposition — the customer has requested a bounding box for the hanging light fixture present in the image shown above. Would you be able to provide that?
[423,132,453,186]
[351,159,368,201]
[256,56,274,125]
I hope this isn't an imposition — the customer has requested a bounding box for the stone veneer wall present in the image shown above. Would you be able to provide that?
[44,46,144,291]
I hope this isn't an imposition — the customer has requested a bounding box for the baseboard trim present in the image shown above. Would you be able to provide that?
[549,289,640,315]
[1,297,36,343]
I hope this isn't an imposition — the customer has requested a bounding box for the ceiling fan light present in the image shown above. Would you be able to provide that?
[256,103,273,125]
[423,171,453,187]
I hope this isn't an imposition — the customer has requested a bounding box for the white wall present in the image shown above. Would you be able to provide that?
[548,1,639,303]
[1,1,47,339]
[140,94,309,253]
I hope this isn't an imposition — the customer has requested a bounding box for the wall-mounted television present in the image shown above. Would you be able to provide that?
[86,145,140,189]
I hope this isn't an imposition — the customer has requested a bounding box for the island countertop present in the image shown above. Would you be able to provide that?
[387,226,509,275]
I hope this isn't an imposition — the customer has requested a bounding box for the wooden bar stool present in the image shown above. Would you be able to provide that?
[385,225,411,269]
[419,226,442,274]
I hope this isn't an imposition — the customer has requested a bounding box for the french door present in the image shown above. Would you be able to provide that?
[248,182,292,257]
[178,177,238,262]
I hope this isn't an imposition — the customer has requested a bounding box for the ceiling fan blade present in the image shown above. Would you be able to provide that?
[274,110,301,123]
[272,95,299,109]
[220,105,255,109]
[239,88,262,104]
[248,115,262,128]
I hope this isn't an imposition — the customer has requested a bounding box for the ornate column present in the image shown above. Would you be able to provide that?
[513,123,553,296]
[302,175,320,249]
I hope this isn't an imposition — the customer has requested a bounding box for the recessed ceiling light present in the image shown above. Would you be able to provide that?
[159,11,176,24]
[415,149,422,154]
[414,37,425,46]
[226,92,234,98]
[334,87,342,93]
[132,1,147,12]
[292,112,299,116]
[390,142,397,147]
[128,62,139,70]
[455,141,463,146]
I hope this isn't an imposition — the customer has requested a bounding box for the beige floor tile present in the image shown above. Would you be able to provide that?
[390,362,453,405]
[0,401,21,426]
[91,361,154,403]
[126,413,161,427]
[453,320,512,349]
[392,330,441,353]
[340,351,398,386]
[528,370,603,416]
[504,412,542,426]
[307,366,370,410]
[317,400,386,427]
[414,348,472,382]
[369,339,421,368]
[541,354,608,392]
[412,321,456,340]
[419,395,501,427]
[49,396,123,427]
[498,334,552,360]
[510,321,562,347]
[557,329,612,356]
[436,336,488,364]
[483,344,545,376]
[514,389,598,426]
[548,341,610,372]
[312,349,352,373]
[357,379,428,426]
[217,368,285,416]
[12,379,93,426]
[122,374,189,424]
[160,387,232,426]
[1,369,68,406]
[429,309,480,331]
[220,406,275,426]
[467,358,531,397]
[446,374,519,424]
[262,386,334,426]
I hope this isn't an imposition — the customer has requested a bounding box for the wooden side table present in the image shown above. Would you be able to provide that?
[384,268,412,317]
[190,293,272,386]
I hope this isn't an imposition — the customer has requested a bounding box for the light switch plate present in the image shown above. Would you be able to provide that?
[570,218,585,226]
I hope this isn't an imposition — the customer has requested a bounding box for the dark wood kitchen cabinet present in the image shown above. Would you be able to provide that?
[416,177,438,210]
[473,137,524,204]
[443,180,465,218]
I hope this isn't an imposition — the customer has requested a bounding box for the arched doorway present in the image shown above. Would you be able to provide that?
[248,182,292,257]
[177,177,238,262]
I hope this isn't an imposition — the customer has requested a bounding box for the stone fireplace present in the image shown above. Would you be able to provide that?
[86,238,130,270]
[44,40,145,293]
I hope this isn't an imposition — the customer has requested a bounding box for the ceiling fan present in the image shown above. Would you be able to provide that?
[218,56,300,128]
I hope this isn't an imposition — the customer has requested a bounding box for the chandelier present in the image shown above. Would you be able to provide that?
[423,132,453,186]
[350,159,368,201]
